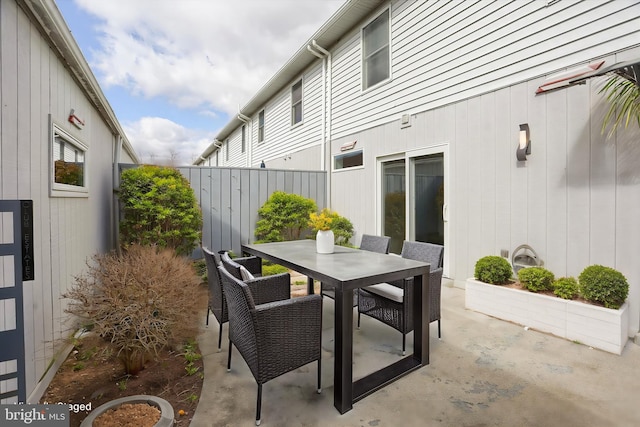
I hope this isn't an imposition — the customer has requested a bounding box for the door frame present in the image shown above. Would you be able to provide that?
[376,143,450,277]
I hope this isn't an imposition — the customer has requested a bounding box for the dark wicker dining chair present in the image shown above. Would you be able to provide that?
[203,247,227,351]
[357,240,444,355]
[219,265,322,426]
[321,234,391,304]
[221,251,262,280]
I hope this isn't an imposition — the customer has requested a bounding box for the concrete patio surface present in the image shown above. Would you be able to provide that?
[191,282,640,427]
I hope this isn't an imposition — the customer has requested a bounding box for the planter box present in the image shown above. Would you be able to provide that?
[465,278,629,355]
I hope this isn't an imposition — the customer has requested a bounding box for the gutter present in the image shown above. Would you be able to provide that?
[307,40,332,209]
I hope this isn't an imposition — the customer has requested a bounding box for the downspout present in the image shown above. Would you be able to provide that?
[113,135,123,253]
[307,40,332,209]
[238,112,251,167]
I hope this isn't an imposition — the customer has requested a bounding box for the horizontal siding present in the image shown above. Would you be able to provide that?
[330,0,640,139]
[252,63,324,164]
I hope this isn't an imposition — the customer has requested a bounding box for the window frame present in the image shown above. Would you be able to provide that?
[258,110,265,143]
[333,149,364,172]
[50,122,89,197]
[362,8,391,91]
[291,78,303,126]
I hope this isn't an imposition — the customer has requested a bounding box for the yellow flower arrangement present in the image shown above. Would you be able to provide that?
[308,209,334,232]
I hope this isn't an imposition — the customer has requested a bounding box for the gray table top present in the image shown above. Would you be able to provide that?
[242,240,430,290]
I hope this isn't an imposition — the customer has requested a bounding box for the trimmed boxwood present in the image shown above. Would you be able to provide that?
[579,265,629,309]
[518,267,555,292]
[474,256,513,285]
[553,277,579,300]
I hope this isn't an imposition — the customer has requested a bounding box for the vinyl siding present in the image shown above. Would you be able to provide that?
[330,0,640,139]
[1,0,123,401]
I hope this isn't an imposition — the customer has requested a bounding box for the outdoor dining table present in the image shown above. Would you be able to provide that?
[241,239,431,414]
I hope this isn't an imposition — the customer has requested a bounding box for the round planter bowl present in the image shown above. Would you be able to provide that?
[79,395,174,427]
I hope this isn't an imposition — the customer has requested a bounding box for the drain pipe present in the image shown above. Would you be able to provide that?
[238,112,251,167]
[307,39,332,209]
[113,135,123,253]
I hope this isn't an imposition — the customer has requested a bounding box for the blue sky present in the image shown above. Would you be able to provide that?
[55,0,344,165]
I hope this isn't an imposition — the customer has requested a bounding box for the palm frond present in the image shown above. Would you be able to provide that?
[599,74,640,138]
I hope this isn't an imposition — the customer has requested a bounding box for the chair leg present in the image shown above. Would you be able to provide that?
[317,359,322,393]
[256,384,262,426]
[217,323,223,351]
[227,340,232,372]
[205,306,210,326]
[438,319,441,339]
[357,311,361,329]
[402,334,406,356]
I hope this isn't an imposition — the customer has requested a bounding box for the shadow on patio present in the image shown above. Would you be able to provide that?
[191,282,640,427]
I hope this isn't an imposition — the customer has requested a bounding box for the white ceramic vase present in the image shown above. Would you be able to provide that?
[316,230,335,254]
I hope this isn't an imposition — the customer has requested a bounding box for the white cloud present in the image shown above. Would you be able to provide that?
[124,117,214,166]
[74,0,345,116]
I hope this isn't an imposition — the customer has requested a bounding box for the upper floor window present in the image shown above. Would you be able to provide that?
[258,110,265,142]
[363,9,390,90]
[291,79,303,125]
[241,125,246,153]
[51,124,88,196]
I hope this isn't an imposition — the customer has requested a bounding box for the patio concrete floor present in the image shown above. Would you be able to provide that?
[190,282,640,427]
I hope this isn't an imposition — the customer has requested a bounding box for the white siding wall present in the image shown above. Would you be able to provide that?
[1,0,120,400]
[251,63,325,167]
[330,57,640,336]
[330,0,640,140]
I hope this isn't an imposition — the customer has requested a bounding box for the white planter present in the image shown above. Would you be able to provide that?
[465,278,629,355]
[316,230,334,254]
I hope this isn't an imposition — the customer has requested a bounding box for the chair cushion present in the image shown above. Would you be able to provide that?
[363,283,404,303]
[239,265,255,281]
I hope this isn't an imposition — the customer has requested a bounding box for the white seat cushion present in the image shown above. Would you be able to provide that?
[239,265,255,281]
[363,283,404,303]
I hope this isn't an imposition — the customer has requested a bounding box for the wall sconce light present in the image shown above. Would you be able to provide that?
[517,123,531,161]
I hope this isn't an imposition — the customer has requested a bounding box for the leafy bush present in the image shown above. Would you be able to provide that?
[308,208,354,246]
[474,256,513,284]
[518,267,555,292]
[553,277,579,300]
[63,245,204,375]
[261,263,289,276]
[119,165,202,256]
[579,265,629,309]
[255,191,317,242]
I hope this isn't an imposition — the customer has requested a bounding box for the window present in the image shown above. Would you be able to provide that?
[258,110,265,142]
[225,138,229,161]
[51,124,88,196]
[291,79,303,125]
[334,150,363,170]
[241,125,246,153]
[363,9,390,90]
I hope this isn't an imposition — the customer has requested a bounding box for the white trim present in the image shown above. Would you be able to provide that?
[291,77,304,127]
[361,7,392,92]
[50,122,89,198]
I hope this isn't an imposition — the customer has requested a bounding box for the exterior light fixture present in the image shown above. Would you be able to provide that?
[517,124,531,161]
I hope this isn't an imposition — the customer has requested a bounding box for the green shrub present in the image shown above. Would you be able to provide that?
[261,263,289,276]
[474,256,513,284]
[119,165,202,256]
[578,265,629,309]
[553,277,579,299]
[518,267,555,292]
[255,191,317,242]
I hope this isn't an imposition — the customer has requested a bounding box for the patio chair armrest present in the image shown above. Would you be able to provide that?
[254,295,323,361]
[234,255,262,276]
[246,273,291,304]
